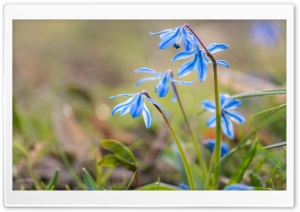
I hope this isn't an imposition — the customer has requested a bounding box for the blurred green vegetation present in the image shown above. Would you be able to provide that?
[12,20,286,190]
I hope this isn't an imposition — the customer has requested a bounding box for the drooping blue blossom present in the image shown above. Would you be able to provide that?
[224,184,254,190]
[171,43,230,82]
[134,67,194,102]
[110,91,168,129]
[179,183,190,190]
[203,139,230,157]
[202,93,245,139]
[149,26,196,51]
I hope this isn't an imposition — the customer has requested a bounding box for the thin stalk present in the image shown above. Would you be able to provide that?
[145,92,195,190]
[185,23,222,189]
[171,78,207,180]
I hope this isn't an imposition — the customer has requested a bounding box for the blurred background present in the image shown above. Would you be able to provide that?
[13,20,286,190]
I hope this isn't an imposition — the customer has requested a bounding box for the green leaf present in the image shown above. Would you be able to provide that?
[214,140,252,170]
[249,171,263,187]
[98,155,137,172]
[65,184,71,190]
[126,170,137,190]
[82,168,98,190]
[264,142,286,149]
[269,148,286,189]
[252,104,286,118]
[253,187,272,190]
[230,88,286,99]
[227,140,258,186]
[101,140,136,164]
[46,168,60,190]
[136,182,180,190]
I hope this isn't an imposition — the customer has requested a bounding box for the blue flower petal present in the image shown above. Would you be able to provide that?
[207,43,229,54]
[202,100,216,112]
[159,27,181,49]
[170,78,194,86]
[181,28,193,51]
[142,103,152,129]
[224,184,254,190]
[134,67,157,74]
[224,110,245,124]
[222,98,242,110]
[136,77,160,86]
[178,55,197,78]
[220,93,231,107]
[216,60,230,68]
[145,96,169,116]
[171,50,196,62]
[149,29,173,36]
[221,114,234,139]
[156,74,169,97]
[179,183,190,190]
[206,114,216,128]
[203,139,230,157]
[196,51,209,82]
[110,93,135,100]
[130,94,144,118]
[112,96,135,115]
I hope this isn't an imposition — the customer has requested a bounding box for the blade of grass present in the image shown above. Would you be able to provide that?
[252,104,286,117]
[269,148,286,189]
[82,168,98,190]
[46,168,60,190]
[126,170,137,190]
[264,142,286,149]
[226,139,258,186]
[230,88,286,99]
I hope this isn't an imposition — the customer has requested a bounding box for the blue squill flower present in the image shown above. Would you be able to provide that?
[251,21,280,47]
[202,93,245,139]
[110,90,168,129]
[134,67,194,102]
[149,26,196,51]
[203,139,230,157]
[172,43,230,82]
[224,184,254,190]
[179,183,189,190]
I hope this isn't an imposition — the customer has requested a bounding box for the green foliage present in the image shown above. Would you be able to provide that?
[98,140,137,172]
[46,168,60,190]
[249,171,263,187]
[230,88,286,99]
[264,142,286,149]
[136,182,181,190]
[226,140,257,186]
[82,168,98,190]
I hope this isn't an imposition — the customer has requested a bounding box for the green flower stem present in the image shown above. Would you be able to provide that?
[185,23,222,190]
[145,92,195,190]
[170,78,208,181]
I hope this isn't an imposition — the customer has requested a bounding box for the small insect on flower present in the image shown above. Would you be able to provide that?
[203,139,230,157]
[149,26,196,51]
[172,43,230,82]
[224,184,254,190]
[134,67,194,102]
[110,90,168,129]
[202,94,246,139]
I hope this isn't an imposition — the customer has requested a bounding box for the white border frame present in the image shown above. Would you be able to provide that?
[4,4,294,207]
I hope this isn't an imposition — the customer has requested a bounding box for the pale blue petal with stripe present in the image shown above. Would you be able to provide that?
[171,50,196,62]
[134,67,157,74]
[178,55,197,78]
[112,96,135,115]
[224,110,245,124]
[197,51,209,82]
[222,98,242,110]
[159,27,181,49]
[142,103,152,129]
[207,43,229,54]
[149,28,175,36]
[119,96,137,116]
[206,114,216,127]
[110,93,135,100]
[156,74,169,97]
[221,114,234,139]
[170,78,194,85]
[130,94,144,118]
[135,77,160,86]
[202,100,216,112]
[220,93,230,107]
[145,96,169,116]
[181,28,193,51]
[216,60,230,68]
